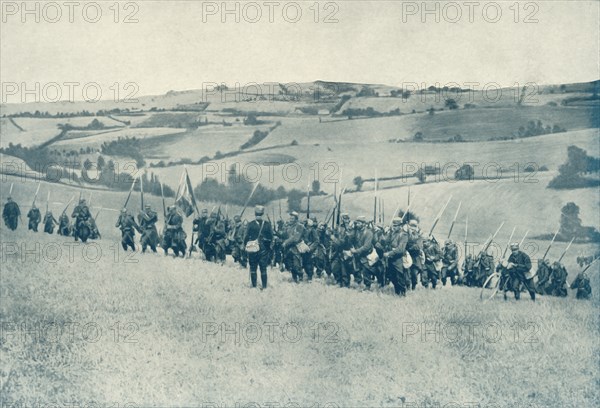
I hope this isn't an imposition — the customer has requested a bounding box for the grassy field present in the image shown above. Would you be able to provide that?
[1,221,598,407]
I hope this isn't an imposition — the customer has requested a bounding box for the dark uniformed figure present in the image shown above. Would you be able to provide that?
[330,213,354,287]
[383,217,410,296]
[205,211,227,263]
[139,204,159,253]
[504,243,536,301]
[115,208,141,251]
[71,199,91,241]
[58,212,71,236]
[477,250,495,287]
[3,197,21,230]
[462,253,476,286]
[571,270,592,300]
[314,222,331,278]
[283,211,306,283]
[351,216,374,289]
[43,211,58,234]
[163,206,186,257]
[302,219,319,280]
[244,205,274,289]
[441,239,459,286]
[272,219,286,269]
[192,209,209,252]
[406,219,423,290]
[548,261,568,297]
[229,215,247,267]
[27,205,41,232]
[422,237,442,289]
[535,259,553,295]
[89,216,101,240]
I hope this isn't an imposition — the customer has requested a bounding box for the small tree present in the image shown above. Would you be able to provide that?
[416,169,426,184]
[445,98,459,110]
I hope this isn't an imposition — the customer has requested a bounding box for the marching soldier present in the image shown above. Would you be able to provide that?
[302,218,319,280]
[383,217,410,296]
[462,253,476,286]
[535,259,553,295]
[548,261,568,297]
[314,222,331,278]
[139,203,159,253]
[571,270,592,300]
[89,215,101,240]
[441,239,459,286]
[163,205,186,257]
[71,199,91,241]
[476,250,495,287]
[330,213,354,287]
[351,215,374,289]
[207,211,227,264]
[406,219,423,290]
[2,196,20,231]
[229,215,247,267]
[58,212,71,236]
[503,243,536,301]
[422,237,442,289]
[115,208,141,251]
[283,211,306,283]
[43,210,58,234]
[272,219,286,269]
[192,208,209,253]
[27,204,41,232]
[244,205,273,289]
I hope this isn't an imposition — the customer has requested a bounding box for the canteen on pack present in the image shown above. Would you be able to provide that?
[296,240,310,254]
[402,252,413,269]
[367,248,379,266]
[245,240,260,253]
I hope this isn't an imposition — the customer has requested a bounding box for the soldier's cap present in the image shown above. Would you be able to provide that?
[355,215,366,223]
[317,222,326,229]
[306,219,314,227]
[445,239,453,245]
[510,243,519,250]
[145,203,151,208]
[201,208,208,214]
[254,205,265,215]
[408,219,419,227]
[392,217,403,226]
[233,215,241,221]
[121,208,127,213]
[341,213,350,219]
[289,211,299,218]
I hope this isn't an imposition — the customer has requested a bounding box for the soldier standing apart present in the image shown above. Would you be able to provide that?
[504,243,536,301]
[244,205,273,289]
[27,204,41,232]
[3,197,21,231]
[43,210,58,234]
[283,211,306,283]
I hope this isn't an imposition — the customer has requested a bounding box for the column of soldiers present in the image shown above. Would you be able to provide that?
[2,194,594,300]
[2,196,100,240]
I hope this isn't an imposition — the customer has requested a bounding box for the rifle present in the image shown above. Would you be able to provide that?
[88,192,92,207]
[31,182,41,208]
[373,169,378,224]
[557,237,575,263]
[160,182,166,218]
[428,195,452,238]
[478,221,505,259]
[501,227,516,261]
[123,176,137,209]
[62,195,75,215]
[580,257,599,274]
[519,230,529,247]
[140,174,144,209]
[278,199,282,221]
[46,191,50,214]
[240,182,259,218]
[94,206,102,221]
[464,215,468,258]
[9,182,13,196]
[305,182,311,219]
[447,201,462,239]
[542,227,560,261]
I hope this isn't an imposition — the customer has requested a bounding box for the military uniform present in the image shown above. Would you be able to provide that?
[441,240,459,286]
[230,218,247,267]
[139,206,159,253]
[505,245,536,300]
[406,222,423,290]
[330,217,354,287]
[314,224,331,278]
[302,220,319,280]
[116,210,141,251]
[351,217,374,288]
[71,201,91,241]
[27,206,41,232]
[422,238,442,289]
[548,262,568,297]
[535,259,552,295]
[2,198,20,230]
[283,212,306,282]
[383,218,410,296]
[163,208,186,256]
[571,271,592,299]
[244,206,274,288]
[58,213,71,236]
[43,212,58,234]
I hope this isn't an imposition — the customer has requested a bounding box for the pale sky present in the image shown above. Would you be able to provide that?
[1,0,598,99]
